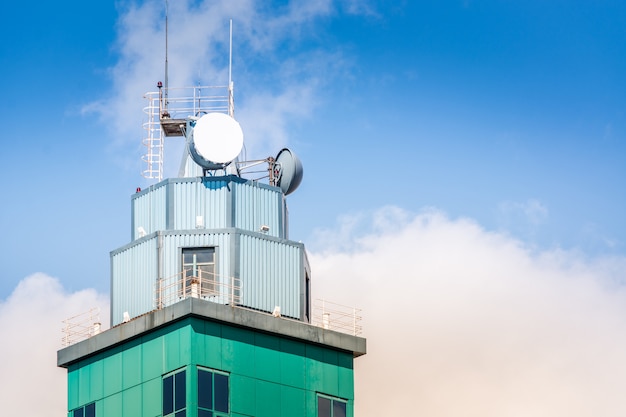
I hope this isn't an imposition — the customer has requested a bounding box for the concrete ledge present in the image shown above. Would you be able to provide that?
[58,298,366,368]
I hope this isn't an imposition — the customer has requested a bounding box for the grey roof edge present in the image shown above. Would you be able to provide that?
[57,298,366,368]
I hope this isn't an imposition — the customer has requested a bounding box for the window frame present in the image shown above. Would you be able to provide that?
[181,247,217,299]
[163,368,187,417]
[317,394,347,417]
[197,366,230,417]
[71,402,95,417]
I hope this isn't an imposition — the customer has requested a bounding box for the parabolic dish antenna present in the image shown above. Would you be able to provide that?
[189,112,244,169]
[274,148,303,195]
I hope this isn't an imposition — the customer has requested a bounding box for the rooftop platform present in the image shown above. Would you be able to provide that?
[58,298,366,368]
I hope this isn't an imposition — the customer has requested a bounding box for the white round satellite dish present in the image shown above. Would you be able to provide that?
[191,112,243,165]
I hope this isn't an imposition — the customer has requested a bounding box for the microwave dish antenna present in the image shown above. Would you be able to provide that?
[189,112,244,170]
[273,148,303,195]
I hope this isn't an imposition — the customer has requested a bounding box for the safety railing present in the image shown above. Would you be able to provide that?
[61,307,102,347]
[312,299,363,336]
[142,85,233,181]
[156,269,241,310]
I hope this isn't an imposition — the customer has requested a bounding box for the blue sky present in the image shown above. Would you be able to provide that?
[1,1,625,296]
[2,1,626,415]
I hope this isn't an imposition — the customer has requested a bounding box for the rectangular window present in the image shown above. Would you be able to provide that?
[317,395,347,417]
[198,368,229,416]
[182,248,216,298]
[72,403,95,417]
[163,369,186,417]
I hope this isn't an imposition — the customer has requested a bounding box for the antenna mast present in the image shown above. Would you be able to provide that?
[164,0,169,111]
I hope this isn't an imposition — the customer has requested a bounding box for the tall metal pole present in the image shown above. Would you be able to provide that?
[164,0,169,111]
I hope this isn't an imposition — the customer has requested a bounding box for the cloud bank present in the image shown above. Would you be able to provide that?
[0,274,108,417]
[2,208,626,416]
[310,206,626,416]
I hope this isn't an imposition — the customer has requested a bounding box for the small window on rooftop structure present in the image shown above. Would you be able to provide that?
[182,248,216,298]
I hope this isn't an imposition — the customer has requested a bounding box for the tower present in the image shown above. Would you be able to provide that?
[57,71,365,416]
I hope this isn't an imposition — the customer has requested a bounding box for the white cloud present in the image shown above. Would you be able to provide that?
[0,274,108,416]
[85,0,359,171]
[310,207,626,416]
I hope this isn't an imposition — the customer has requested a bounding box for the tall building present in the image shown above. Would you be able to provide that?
[57,82,366,417]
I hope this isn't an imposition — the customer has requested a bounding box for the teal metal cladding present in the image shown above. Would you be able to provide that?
[66,318,355,417]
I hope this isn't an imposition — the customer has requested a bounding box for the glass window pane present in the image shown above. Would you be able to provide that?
[85,403,96,417]
[198,369,213,410]
[318,397,331,417]
[163,375,174,415]
[175,371,186,411]
[175,410,186,417]
[183,253,194,264]
[195,249,214,263]
[214,373,229,413]
[333,401,347,417]
[73,408,84,417]
[198,409,213,417]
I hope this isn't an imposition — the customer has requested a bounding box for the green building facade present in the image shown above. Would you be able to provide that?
[59,299,364,417]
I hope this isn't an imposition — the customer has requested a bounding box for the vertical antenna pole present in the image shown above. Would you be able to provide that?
[228,19,234,117]
[164,0,169,111]
[229,19,233,86]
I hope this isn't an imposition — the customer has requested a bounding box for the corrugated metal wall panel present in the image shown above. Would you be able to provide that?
[132,184,167,240]
[238,233,303,318]
[111,236,158,325]
[234,181,282,238]
[172,180,230,230]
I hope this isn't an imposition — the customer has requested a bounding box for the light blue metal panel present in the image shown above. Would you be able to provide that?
[131,183,167,240]
[238,233,304,319]
[111,235,158,325]
[172,179,230,230]
[234,181,283,238]
[160,230,233,288]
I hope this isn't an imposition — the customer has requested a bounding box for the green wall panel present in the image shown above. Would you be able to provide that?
[65,316,356,417]
[103,392,122,416]
[123,341,142,389]
[280,339,306,389]
[141,336,163,381]
[142,378,161,417]
[230,375,256,416]
[67,366,79,409]
[281,385,306,417]
[103,352,122,397]
[255,380,281,416]
[123,384,142,416]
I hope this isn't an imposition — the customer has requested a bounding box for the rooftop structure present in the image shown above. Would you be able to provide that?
[58,22,365,417]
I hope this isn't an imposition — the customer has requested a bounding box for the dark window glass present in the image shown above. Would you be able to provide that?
[73,408,84,417]
[198,409,213,417]
[163,375,174,415]
[175,410,186,417]
[175,371,186,411]
[214,373,229,413]
[333,400,346,417]
[318,397,331,417]
[197,369,213,410]
[85,403,96,417]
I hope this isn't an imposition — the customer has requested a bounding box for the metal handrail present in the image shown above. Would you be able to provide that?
[61,307,102,347]
[312,299,363,336]
[156,269,241,310]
